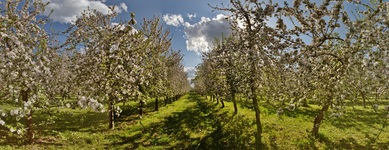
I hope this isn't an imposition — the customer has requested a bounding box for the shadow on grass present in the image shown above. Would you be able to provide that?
[0,108,107,146]
[317,134,366,149]
[117,97,176,123]
[112,93,256,149]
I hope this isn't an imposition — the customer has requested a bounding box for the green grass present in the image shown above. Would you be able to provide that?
[0,93,388,149]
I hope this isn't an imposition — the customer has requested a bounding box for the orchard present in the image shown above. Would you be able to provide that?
[0,0,388,149]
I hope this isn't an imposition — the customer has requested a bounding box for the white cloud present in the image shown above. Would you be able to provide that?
[184,67,196,81]
[42,0,127,24]
[162,14,184,27]
[120,3,128,12]
[183,14,231,53]
[187,13,196,20]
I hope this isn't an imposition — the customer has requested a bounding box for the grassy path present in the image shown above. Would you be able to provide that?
[114,92,244,149]
[1,92,388,149]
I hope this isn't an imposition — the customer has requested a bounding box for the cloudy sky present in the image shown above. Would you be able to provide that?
[39,0,232,81]
[38,0,364,81]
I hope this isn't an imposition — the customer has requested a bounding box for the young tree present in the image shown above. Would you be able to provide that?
[275,0,389,137]
[211,0,281,148]
[0,0,56,143]
[64,9,143,129]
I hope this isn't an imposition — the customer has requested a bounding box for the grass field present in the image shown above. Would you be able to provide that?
[0,92,388,149]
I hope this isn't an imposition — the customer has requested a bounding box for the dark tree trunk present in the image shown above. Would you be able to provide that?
[155,98,159,111]
[230,87,238,114]
[249,52,263,149]
[375,89,378,101]
[108,101,115,130]
[361,91,366,108]
[311,100,331,137]
[221,99,225,108]
[227,72,238,114]
[139,100,144,116]
[21,89,34,143]
[26,110,34,143]
[252,94,263,149]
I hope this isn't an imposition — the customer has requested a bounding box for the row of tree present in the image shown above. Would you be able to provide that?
[193,0,388,149]
[0,0,190,143]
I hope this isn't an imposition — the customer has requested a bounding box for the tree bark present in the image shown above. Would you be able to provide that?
[311,100,331,137]
[252,93,263,149]
[230,86,238,114]
[248,56,262,149]
[249,42,263,149]
[375,89,378,101]
[108,101,115,130]
[21,89,34,143]
[227,72,238,114]
[139,100,144,116]
[361,91,366,108]
[26,110,34,143]
[221,99,225,108]
[155,98,158,111]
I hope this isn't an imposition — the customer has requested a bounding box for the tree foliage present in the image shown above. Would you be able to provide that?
[195,0,389,147]
[0,0,191,142]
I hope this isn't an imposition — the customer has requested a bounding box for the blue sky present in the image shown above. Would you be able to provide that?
[37,0,373,80]
[40,0,231,80]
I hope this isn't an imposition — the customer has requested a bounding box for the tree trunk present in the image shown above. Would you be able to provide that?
[231,88,238,114]
[227,72,238,114]
[375,89,378,101]
[21,89,34,143]
[26,110,34,143]
[252,94,263,149]
[155,98,159,111]
[311,100,331,137]
[108,101,115,129]
[139,100,144,116]
[361,91,366,108]
[221,99,225,108]
[249,49,263,149]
